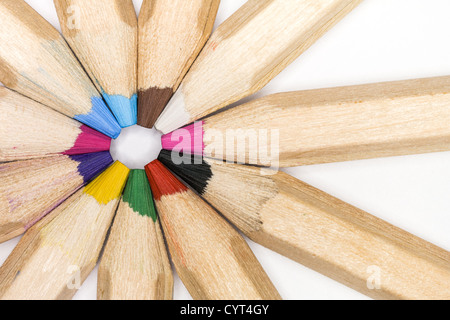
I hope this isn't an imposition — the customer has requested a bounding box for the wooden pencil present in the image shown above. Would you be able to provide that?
[137,0,220,128]
[0,161,129,300]
[145,160,281,300]
[0,87,111,162]
[0,0,121,138]
[162,76,450,167]
[0,152,113,244]
[54,0,138,128]
[155,0,362,133]
[98,170,173,300]
[158,151,450,300]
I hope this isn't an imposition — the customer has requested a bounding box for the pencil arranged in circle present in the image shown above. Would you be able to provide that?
[162,76,450,167]
[54,0,138,128]
[145,160,281,300]
[137,0,220,128]
[0,0,121,138]
[0,161,129,300]
[0,152,113,244]
[155,0,362,133]
[158,151,450,300]
[0,88,111,162]
[98,170,173,300]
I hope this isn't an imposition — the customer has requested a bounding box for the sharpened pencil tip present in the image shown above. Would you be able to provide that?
[74,97,122,139]
[103,93,138,128]
[63,125,111,155]
[154,86,192,134]
[145,160,188,200]
[157,150,211,196]
[84,161,130,204]
[69,151,114,184]
[122,170,158,221]
[161,122,205,155]
[138,87,174,129]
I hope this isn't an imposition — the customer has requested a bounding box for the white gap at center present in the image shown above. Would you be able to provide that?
[110,125,163,169]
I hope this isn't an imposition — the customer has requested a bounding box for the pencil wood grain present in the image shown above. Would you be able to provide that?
[0,153,112,243]
[54,0,138,127]
[0,88,111,162]
[98,170,173,300]
[145,161,281,300]
[158,153,450,300]
[0,0,121,138]
[138,0,220,128]
[0,162,129,300]
[164,76,450,166]
[155,0,362,133]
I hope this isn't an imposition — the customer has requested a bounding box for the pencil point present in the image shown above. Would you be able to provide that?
[158,150,211,195]
[145,160,188,200]
[84,161,130,205]
[122,170,157,221]
[155,87,191,134]
[103,93,137,128]
[138,87,174,129]
[69,151,113,184]
[63,125,111,155]
[161,122,205,155]
[74,97,122,139]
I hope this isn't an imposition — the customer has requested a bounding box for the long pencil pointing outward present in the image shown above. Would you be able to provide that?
[0,152,113,244]
[159,151,450,300]
[145,160,281,300]
[162,76,450,167]
[98,170,173,300]
[0,162,129,300]
[137,0,220,129]
[0,87,111,162]
[0,0,121,138]
[155,0,362,133]
[54,0,138,128]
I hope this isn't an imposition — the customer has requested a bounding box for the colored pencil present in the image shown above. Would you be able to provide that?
[0,87,111,162]
[0,161,129,300]
[0,152,113,244]
[0,0,120,138]
[162,76,450,167]
[158,151,450,300]
[137,0,220,128]
[155,0,362,133]
[145,160,281,300]
[98,170,173,300]
[54,0,138,128]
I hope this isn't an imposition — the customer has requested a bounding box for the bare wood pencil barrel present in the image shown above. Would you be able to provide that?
[0,162,129,300]
[145,160,281,300]
[98,170,173,300]
[54,0,138,128]
[0,0,121,138]
[159,153,450,300]
[164,76,450,167]
[155,0,362,133]
[137,0,220,128]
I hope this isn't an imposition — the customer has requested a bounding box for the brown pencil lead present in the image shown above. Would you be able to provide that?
[137,87,174,128]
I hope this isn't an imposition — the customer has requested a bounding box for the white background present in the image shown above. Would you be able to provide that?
[1,0,449,300]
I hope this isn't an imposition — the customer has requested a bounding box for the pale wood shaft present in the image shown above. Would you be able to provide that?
[202,160,450,300]
[156,0,362,133]
[0,88,84,162]
[0,194,120,300]
[0,0,102,116]
[138,0,220,90]
[98,200,173,300]
[156,190,281,300]
[205,76,450,166]
[54,0,137,98]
